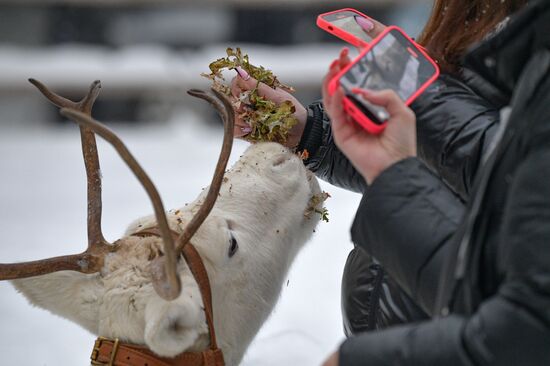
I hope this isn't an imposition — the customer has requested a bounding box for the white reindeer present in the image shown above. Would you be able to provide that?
[1,82,323,366]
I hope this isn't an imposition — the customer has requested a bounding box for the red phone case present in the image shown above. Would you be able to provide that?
[316,8,373,48]
[328,26,440,134]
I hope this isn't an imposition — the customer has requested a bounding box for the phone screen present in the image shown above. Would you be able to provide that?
[339,29,438,124]
[321,10,373,43]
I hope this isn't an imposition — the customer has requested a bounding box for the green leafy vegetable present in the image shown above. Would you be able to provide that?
[202,47,294,92]
[304,192,331,223]
[201,47,298,144]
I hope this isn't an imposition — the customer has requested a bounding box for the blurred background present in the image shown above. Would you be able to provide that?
[0,0,431,365]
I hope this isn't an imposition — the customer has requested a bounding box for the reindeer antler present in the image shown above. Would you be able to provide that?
[59,108,182,300]
[175,89,235,252]
[0,80,111,280]
[61,88,234,300]
[0,82,234,303]
[29,78,107,247]
[147,89,235,300]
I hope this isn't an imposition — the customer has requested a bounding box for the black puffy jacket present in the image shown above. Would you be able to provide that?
[337,1,550,364]
[298,44,502,335]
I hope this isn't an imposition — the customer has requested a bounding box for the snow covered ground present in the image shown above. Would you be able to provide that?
[0,111,361,365]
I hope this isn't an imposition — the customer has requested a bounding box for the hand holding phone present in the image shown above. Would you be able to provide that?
[322,71,417,184]
[329,26,440,134]
[317,8,385,48]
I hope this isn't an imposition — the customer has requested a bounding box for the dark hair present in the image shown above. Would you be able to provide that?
[417,0,528,74]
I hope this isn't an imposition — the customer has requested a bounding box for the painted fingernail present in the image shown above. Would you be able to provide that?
[329,60,339,69]
[236,66,250,81]
[341,47,349,56]
[355,16,374,32]
[240,126,252,134]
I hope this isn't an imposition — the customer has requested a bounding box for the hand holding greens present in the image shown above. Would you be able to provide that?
[201,48,299,144]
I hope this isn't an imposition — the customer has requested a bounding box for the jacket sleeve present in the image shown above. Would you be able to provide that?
[413,74,501,200]
[351,157,465,314]
[298,101,367,193]
[341,149,550,365]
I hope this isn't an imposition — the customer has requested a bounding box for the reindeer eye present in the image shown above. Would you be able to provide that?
[228,235,239,258]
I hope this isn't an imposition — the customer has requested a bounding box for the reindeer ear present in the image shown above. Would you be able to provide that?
[144,285,208,357]
[12,272,102,335]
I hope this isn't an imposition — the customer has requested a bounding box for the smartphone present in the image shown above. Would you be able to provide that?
[329,26,440,134]
[317,8,374,48]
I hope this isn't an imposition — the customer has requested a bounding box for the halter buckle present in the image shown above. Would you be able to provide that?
[90,336,120,365]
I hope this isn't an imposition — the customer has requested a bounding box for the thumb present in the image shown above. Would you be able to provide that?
[235,67,288,102]
[235,67,259,90]
[354,16,386,39]
[351,88,414,121]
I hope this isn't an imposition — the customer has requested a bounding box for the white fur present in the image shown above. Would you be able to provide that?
[12,142,322,366]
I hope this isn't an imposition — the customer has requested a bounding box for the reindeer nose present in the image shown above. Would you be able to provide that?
[272,154,291,167]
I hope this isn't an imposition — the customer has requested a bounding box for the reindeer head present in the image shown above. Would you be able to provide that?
[3,81,322,366]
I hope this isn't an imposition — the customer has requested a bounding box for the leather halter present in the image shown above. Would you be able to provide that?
[90,228,225,366]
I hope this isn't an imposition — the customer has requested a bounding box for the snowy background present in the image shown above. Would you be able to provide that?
[0,2,430,365]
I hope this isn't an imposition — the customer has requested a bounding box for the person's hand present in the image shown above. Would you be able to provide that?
[229,67,306,148]
[228,47,352,148]
[322,57,417,184]
[321,351,339,366]
[354,15,386,39]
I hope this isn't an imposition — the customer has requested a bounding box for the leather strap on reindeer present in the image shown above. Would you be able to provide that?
[91,337,224,366]
[90,227,224,366]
